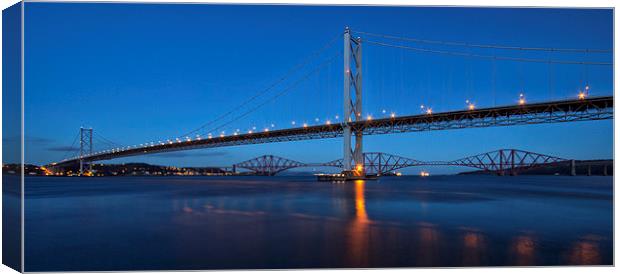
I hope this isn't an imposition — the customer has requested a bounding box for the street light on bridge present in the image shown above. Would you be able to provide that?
[465,99,475,110]
[519,93,526,105]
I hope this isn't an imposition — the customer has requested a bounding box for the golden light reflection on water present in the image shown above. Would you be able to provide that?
[510,235,536,265]
[354,180,368,223]
[346,180,370,267]
[461,229,488,266]
[567,236,602,265]
[464,232,481,248]
[164,181,610,267]
[416,223,440,265]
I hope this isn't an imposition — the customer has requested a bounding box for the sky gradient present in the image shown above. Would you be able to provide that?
[21,3,613,174]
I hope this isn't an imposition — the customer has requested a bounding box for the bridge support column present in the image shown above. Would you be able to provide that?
[587,165,591,176]
[343,27,364,178]
[603,165,608,176]
[79,127,93,176]
[570,160,576,176]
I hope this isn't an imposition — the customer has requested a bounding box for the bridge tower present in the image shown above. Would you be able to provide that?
[343,27,364,178]
[79,127,93,176]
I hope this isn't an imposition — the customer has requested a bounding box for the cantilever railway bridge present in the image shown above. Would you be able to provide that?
[231,149,587,176]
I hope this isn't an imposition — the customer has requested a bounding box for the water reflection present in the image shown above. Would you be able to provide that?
[354,180,368,223]
[346,180,370,267]
[166,180,610,268]
[510,235,536,265]
[24,176,612,270]
[461,228,488,266]
[182,200,193,213]
[567,235,603,265]
[416,222,441,266]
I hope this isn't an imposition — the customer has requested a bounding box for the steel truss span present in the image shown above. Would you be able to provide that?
[235,155,306,176]
[229,149,569,176]
[52,96,613,167]
[427,149,569,176]
[324,152,424,175]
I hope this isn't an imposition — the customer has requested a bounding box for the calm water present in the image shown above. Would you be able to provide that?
[23,175,612,271]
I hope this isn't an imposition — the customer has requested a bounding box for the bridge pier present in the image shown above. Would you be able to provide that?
[342,27,365,180]
[604,165,608,176]
[79,127,93,176]
[570,160,576,176]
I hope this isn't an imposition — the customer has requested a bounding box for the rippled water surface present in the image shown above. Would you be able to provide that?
[23,175,612,271]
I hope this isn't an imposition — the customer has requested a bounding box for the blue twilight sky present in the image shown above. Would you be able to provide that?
[20,3,613,174]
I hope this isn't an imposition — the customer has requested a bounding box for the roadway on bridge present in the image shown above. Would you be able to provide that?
[52,96,613,167]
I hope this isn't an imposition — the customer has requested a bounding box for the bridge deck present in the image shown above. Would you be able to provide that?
[52,96,613,167]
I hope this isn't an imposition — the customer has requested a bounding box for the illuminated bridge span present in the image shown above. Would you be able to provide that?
[229,149,571,176]
[52,96,613,169]
[49,27,613,177]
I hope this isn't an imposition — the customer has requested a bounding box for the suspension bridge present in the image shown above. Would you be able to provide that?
[48,27,614,179]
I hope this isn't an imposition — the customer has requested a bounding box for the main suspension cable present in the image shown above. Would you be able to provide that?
[60,131,80,160]
[178,33,342,138]
[353,30,612,53]
[206,52,343,135]
[94,132,123,148]
[364,40,613,66]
